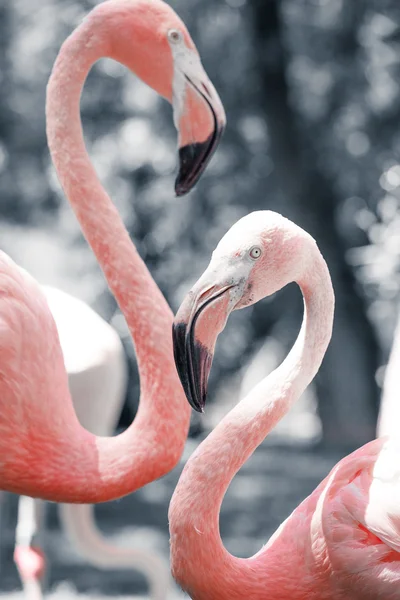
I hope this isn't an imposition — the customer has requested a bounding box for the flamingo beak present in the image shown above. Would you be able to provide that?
[173,281,236,412]
[174,72,226,196]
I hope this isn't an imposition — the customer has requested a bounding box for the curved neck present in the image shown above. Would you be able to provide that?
[45,9,189,501]
[46,13,172,390]
[169,242,335,597]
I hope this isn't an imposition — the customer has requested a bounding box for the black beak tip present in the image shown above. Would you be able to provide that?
[172,321,210,414]
[192,395,206,414]
[175,142,207,196]
[175,128,223,196]
[175,182,190,198]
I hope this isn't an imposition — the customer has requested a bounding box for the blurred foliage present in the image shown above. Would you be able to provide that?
[281,0,400,351]
[0,0,399,445]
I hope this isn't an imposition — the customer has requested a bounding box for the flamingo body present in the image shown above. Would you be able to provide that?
[169,211,400,599]
[11,287,171,599]
[41,286,127,435]
[0,0,225,502]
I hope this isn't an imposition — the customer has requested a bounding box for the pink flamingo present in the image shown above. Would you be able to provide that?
[0,0,225,502]
[10,287,171,600]
[170,211,400,600]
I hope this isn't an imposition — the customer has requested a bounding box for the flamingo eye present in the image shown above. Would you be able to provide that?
[168,29,183,44]
[249,246,262,260]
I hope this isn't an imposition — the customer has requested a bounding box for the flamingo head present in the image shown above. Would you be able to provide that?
[173,211,308,411]
[103,0,226,195]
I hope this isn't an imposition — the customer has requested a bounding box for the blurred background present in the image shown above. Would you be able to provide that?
[0,0,399,597]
